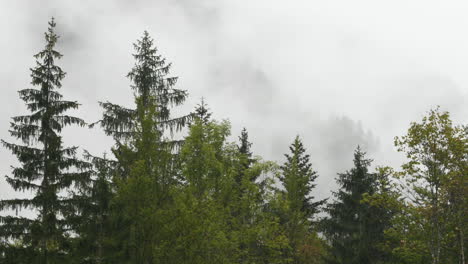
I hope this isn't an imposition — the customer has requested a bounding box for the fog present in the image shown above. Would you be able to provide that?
[1,0,467,202]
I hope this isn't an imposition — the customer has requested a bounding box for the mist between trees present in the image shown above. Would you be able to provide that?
[0,19,466,264]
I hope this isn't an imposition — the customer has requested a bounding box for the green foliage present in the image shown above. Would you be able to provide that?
[322,147,386,264]
[278,136,326,263]
[394,107,467,264]
[69,152,115,264]
[0,18,90,263]
[1,19,466,264]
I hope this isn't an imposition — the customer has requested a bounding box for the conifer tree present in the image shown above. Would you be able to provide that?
[0,18,90,263]
[93,31,191,263]
[94,31,192,194]
[181,103,228,199]
[235,128,255,186]
[322,147,378,264]
[96,31,191,145]
[232,128,255,214]
[69,152,115,264]
[194,98,211,125]
[175,106,236,263]
[279,136,325,263]
[110,95,169,264]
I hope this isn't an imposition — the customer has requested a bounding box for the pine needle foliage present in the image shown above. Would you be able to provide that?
[322,147,376,264]
[0,18,90,263]
[96,31,192,145]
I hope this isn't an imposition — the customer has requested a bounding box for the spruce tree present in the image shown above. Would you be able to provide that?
[0,18,90,263]
[175,112,235,263]
[232,130,292,263]
[236,128,254,185]
[232,127,255,214]
[181,102,228,199]
[194,98,212,125]
[322,147,377,264]
[96,31,191,145]
[279,136,325,263]
[93,31,191,263]
[94,30,192,193]
[69,152,115,264]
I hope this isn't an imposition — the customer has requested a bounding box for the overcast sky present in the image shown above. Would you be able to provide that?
[1,0,467,202]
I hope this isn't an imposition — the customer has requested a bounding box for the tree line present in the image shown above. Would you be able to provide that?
[0,19,466,264]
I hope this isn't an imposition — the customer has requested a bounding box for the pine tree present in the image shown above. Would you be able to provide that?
[96,31,191,145]
[181,103,229,199]
[110,96,168,264]
[232,127,255,216]
[93,31,192,263]
[69,152,115,264]
[360,166,401,263]
[94,30,192,193]
[194,98,212,125]
[174,114,235,263]
[279,136,325,263]
[236,128,254,185]
[0,18,90,263]
[322,147,378,264]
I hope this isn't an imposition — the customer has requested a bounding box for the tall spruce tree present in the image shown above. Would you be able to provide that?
[94,30,192,190]
[232,127,255,215]
[93,31,191,263]
[279,136,325,263]
[0,19,90,264]
[322,147,378,264]
[96,31,191,144]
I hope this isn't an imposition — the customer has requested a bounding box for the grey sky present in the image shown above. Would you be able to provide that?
[1,0,467,202]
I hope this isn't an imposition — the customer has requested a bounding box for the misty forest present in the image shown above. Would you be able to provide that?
[0,19,466,264]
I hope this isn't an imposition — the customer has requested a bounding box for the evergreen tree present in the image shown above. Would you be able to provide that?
[93,31,191,263]
[173,115,235,263]
[94,31,192,185]
[0,18,90,263]
[322,147,378,264]
[69,152,115,264]
[96,31,191,145]
[232,127,255,215]
[194,98,212,125]
[361,166,401,263]
[235,128,255,185]
[231,128,265,263]
[279,136,325,263]
[181,106,229,200]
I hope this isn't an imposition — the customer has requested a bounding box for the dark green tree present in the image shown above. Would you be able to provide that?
[231,127,255,214]
[93,31,192,263]
[236,128,254,185]
[322,147,379,264]
[96,31,191,145]
[69,152,115,264]
[193,98,212,125]
[279,136,326,263]
[0,18,90,264]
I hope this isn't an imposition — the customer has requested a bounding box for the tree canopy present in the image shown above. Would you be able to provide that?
[1,19,466,264]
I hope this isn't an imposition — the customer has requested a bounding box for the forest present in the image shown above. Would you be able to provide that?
[0,19,466,264]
